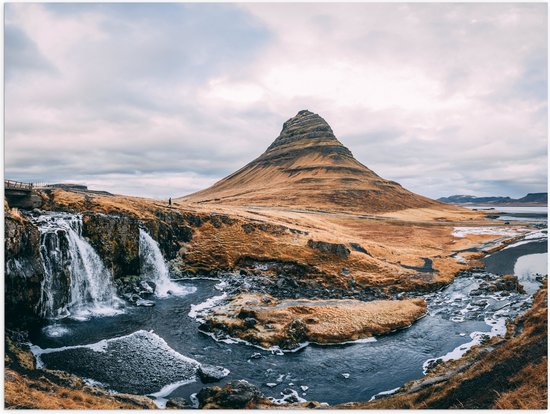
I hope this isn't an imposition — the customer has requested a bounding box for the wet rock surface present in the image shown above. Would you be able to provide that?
[198,364,230,383]
[5,211,45,324]
[197,380,265,408]
[115,277,156,304]
[186,271,389,303]
[469,274,526,296]
[165,397,191,409]
[81,212,140,279]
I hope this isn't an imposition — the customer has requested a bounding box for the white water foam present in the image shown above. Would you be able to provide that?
[41,324,71,338]
[139,229,196,298]
[189,393,200,408]
[315,337,377,346]
[270,388,308,405]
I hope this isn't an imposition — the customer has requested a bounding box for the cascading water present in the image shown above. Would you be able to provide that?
[35,213,123,320]
[139,228,193,297]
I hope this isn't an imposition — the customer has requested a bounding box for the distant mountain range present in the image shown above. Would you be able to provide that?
[438,193,547,206]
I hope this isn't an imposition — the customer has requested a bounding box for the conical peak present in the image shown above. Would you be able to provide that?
[183,109,440,214]
[281,109,331,132]
[266,110,350,158]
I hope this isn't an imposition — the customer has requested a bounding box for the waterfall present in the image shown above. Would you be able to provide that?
[35,213,123,320]
[139,229,192,297]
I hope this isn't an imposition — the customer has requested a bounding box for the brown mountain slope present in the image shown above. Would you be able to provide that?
[182,110,447,214]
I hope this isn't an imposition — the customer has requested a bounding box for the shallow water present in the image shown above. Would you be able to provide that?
[465,205,548,223]
[28,239,547,406]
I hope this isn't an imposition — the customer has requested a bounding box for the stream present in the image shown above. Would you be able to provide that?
[26,211,547,407]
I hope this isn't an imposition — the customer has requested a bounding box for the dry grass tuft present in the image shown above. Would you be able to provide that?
[493,359,548,409]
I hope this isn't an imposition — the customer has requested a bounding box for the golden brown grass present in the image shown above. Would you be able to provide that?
[42,188,523,294]
[4,368,155,409]
[493,359,548,409]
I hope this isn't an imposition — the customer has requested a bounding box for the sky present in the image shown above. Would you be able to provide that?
[5,3,548,200]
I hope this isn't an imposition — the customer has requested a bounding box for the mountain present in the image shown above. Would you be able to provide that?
[182,110,444,214]
[516,193,548,204]
[439,193,548,206]
[438,195,513,204]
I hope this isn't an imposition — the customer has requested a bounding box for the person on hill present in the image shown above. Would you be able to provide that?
[168,197,172,206]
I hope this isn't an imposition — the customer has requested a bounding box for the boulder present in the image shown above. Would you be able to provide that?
[198,380,264,409]
[165,397,191,409]
[307,240,350,258]
[198,364,230,383]
[244,317,258,328]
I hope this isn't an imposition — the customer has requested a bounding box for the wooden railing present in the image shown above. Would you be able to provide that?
[32,182,54,189]
[4,180,33,190]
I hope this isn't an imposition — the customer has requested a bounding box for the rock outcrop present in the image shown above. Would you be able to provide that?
[4,209,44,325]
[81,213,140,279]
[183,110,443,213]
[307,239,350,258]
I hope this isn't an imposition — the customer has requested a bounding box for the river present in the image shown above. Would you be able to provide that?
[26,211,547,407]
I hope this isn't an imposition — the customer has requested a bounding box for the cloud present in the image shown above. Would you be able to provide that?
[4,24,58,80]
[4,3,547,199]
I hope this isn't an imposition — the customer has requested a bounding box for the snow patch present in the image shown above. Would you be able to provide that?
[422,309,512,374]
[149,378,197,408]
[369,387,401,401]
[188,293,228,321]
[452,227,521,238]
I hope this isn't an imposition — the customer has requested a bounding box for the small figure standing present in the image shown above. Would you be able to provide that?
[168,197,172,206]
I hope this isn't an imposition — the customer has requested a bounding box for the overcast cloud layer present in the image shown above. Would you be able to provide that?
[5,3,547,199]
